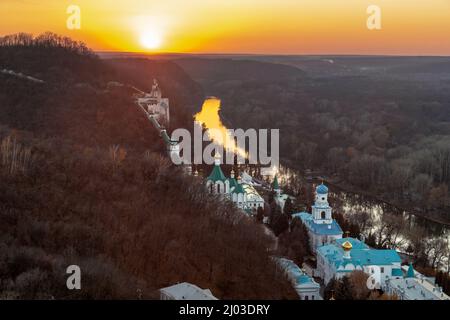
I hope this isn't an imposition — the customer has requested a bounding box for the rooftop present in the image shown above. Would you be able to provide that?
[242,183,264,201]
[231,182,245,194]
[316,183,328,194]
[160,282,218,300]
[293,212,343,236]
[274,258,320,289]
[387,277,450,300]
[207,164,227,182]
[317,237,401,268]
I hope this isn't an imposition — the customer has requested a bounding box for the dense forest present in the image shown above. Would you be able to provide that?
[0,33,296,299]
[175,57,450,223]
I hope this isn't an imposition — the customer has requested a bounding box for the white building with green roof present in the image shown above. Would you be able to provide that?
[205,154,264,212]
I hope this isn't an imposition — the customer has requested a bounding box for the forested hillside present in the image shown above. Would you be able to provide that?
[0,33,296,299]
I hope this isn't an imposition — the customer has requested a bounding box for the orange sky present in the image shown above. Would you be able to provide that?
[1,0,450,55]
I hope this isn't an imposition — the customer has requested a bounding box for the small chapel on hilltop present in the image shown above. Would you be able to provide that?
[137,79,170,123]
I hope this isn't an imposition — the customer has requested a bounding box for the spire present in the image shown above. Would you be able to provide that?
[272,175,280,190]
[207,154,226,182]
[406,263,415,278]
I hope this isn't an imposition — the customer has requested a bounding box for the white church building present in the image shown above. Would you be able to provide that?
[292,184,343,250]
[206,154,264,213]
[316,237,402,287]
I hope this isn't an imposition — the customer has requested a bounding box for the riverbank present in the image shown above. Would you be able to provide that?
[320,176,450,227]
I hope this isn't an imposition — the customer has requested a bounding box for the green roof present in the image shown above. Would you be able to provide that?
[228,177,238,189]
[406,263,415,278]
[232,183,245,194]
[207,164,227,182]
[272,175,280,189]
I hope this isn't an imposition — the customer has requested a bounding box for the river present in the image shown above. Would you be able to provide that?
[334,190,450,271]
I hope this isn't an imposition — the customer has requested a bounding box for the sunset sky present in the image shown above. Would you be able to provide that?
[1,0,450,55]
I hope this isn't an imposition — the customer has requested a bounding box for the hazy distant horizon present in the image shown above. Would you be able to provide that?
[96,51,450,58]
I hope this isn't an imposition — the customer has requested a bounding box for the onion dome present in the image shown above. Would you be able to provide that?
[342,241,353,251]
[316,183,328,194]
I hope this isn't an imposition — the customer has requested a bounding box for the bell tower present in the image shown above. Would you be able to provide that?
[312,183,333,224]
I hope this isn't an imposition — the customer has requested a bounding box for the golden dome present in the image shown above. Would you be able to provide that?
[342,241,353,251]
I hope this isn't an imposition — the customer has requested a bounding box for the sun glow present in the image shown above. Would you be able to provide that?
[140,31,162,49]
[132,15,168,51]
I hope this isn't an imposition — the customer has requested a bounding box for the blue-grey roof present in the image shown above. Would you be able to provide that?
[317,237,401,269]
[274,258,318,288]
[293,212,343,236]
[316,183,328,194]
[297,274,313,285]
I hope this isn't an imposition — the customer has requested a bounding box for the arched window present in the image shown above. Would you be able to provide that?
[304,296,309,300]
[321,211,326,219]
[217,183,221,193]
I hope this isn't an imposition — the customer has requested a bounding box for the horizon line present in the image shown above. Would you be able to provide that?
[95,51,450,58]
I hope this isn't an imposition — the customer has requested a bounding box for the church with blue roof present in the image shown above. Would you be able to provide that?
[316,237,402,286]
[292,183,343,250]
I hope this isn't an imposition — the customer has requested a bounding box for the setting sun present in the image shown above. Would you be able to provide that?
[140,31,162,50]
